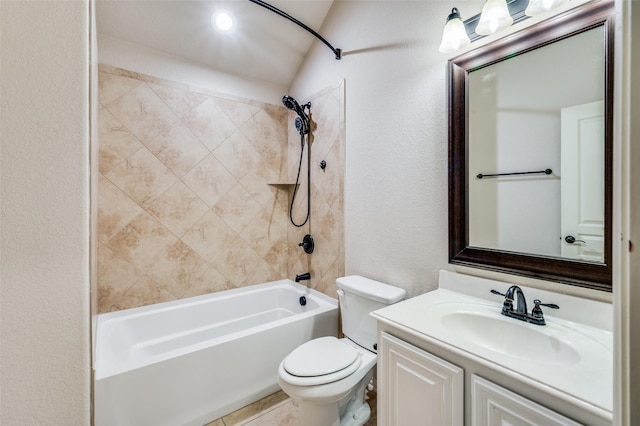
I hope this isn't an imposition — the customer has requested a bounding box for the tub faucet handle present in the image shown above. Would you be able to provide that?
[298,234,314,254]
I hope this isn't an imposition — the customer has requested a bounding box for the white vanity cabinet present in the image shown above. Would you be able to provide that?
[377,331,589,426]
[471,375,582,426]
[378,332,463,425]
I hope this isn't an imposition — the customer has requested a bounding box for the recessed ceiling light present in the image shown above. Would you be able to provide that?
[212,10,234,32]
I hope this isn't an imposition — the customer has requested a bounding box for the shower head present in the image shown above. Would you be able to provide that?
[282,95,310,135]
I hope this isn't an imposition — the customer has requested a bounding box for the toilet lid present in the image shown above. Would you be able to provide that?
[283,336,359,378]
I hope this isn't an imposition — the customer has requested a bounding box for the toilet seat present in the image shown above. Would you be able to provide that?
[282,336,362,386]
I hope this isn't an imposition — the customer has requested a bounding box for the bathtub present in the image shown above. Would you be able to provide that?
[94,279,338,426]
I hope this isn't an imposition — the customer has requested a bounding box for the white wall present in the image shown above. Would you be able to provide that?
[290,0,483,296]
[0,1,91,424]
[98,34,286,105]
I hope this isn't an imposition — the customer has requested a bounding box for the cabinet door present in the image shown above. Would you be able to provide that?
[379,332,463,426]
[472,375,583,426]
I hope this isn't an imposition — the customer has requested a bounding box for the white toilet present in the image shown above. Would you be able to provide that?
[278,275,406,426]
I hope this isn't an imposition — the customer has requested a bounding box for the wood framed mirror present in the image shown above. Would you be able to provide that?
[448,0,614,291]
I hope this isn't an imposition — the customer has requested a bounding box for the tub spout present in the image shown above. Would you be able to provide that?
[295,272,311,282]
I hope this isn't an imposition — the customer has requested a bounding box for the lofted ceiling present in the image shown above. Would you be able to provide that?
[96,0,335,89]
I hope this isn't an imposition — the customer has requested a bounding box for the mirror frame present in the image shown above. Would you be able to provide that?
[448,0,614,292]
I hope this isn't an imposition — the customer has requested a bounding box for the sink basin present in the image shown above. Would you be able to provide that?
[424,301,611,371]
[440,311,581,365]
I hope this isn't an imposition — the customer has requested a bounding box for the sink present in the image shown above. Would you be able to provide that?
[440,311,581,365]
[424,301,610,371]
[370,275,613,416]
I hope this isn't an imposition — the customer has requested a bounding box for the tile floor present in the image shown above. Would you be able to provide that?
[205,389,377,426]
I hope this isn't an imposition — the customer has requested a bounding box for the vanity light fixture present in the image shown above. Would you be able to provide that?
[524,0,568,16]
[475,0,513,35]
[439,8,471,53]
[440,0,570,53]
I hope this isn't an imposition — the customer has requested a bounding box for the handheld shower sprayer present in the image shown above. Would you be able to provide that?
[283,94,312,228]
[282,95,310,136]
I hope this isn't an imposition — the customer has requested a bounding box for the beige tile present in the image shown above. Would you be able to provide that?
[263,238,289,277]
[245,106,288,145]
[240,108,288,182]
[97,244,144,313]
[182,154,237,208]
[182,97,238,151]
[222,391,291,426]
[240,399,298,426]
[112,275,176,311]
[202,419,225,426]
[98,107,144,175]
[242,257,282,287]
[105,147,178,206]
[105,212,179,271]
[147,82,209,117]
[213,131,261,181]
[145,180,209,238]
[181,210,239,263]
[180,265,234,299]
[98,71,143,106]
[240,208,287,258]
[213,183,263,234]
[214,97,262,128]
[146,241,210,298]
[308,98,340,162]
[98,174,144,243]
[214,237,271,286]
[106,83,179,144]
[146,121,209,178]
[239,173,276,208]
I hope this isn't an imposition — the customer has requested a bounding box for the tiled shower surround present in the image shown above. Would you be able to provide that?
[97,66,345,313]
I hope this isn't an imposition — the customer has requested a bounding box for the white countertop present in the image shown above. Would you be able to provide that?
[371,270,613,420]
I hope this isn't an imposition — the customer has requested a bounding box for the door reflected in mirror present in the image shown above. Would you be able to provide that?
[467,26,605,263]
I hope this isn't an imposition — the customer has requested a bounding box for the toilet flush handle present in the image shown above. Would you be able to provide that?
[336,289,346,307]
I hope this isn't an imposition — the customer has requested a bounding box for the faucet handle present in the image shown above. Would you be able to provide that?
[530,299,559,324]
[491,289,514,313]
[532,299,559,310]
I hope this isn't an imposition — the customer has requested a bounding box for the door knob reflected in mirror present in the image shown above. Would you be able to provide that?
[565,235,586,244]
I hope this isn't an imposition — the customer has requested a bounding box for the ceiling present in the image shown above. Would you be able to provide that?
[96,0,335,89]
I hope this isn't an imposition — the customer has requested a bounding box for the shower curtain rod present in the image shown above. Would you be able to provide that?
[248,0,342,60]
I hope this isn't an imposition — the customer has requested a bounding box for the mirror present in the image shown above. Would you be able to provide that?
[448,0,614,291]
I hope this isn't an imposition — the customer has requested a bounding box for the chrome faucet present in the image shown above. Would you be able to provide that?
[491,286,559,326]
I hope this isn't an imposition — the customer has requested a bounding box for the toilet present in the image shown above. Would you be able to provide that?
[278,275,406,426]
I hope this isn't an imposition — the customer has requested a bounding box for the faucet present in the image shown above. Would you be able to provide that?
[295,272,311,282]
[491,286,559,325]
[504,285,528,316]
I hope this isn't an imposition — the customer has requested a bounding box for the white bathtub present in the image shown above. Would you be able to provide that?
[94,279,338,426]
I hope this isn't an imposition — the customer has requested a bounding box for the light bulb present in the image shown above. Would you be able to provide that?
[439,8,471,53]
[212,10,234,32]
[475,0,513,36]
[525,0,568,16]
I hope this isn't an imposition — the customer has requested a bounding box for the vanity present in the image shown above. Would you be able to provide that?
[371,270,612,425]
[372,2,615,423]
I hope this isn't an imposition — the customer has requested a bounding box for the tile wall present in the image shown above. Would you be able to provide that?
[97,66,344,312]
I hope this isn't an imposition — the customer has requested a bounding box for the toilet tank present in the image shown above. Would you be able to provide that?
[337,276,406,353]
